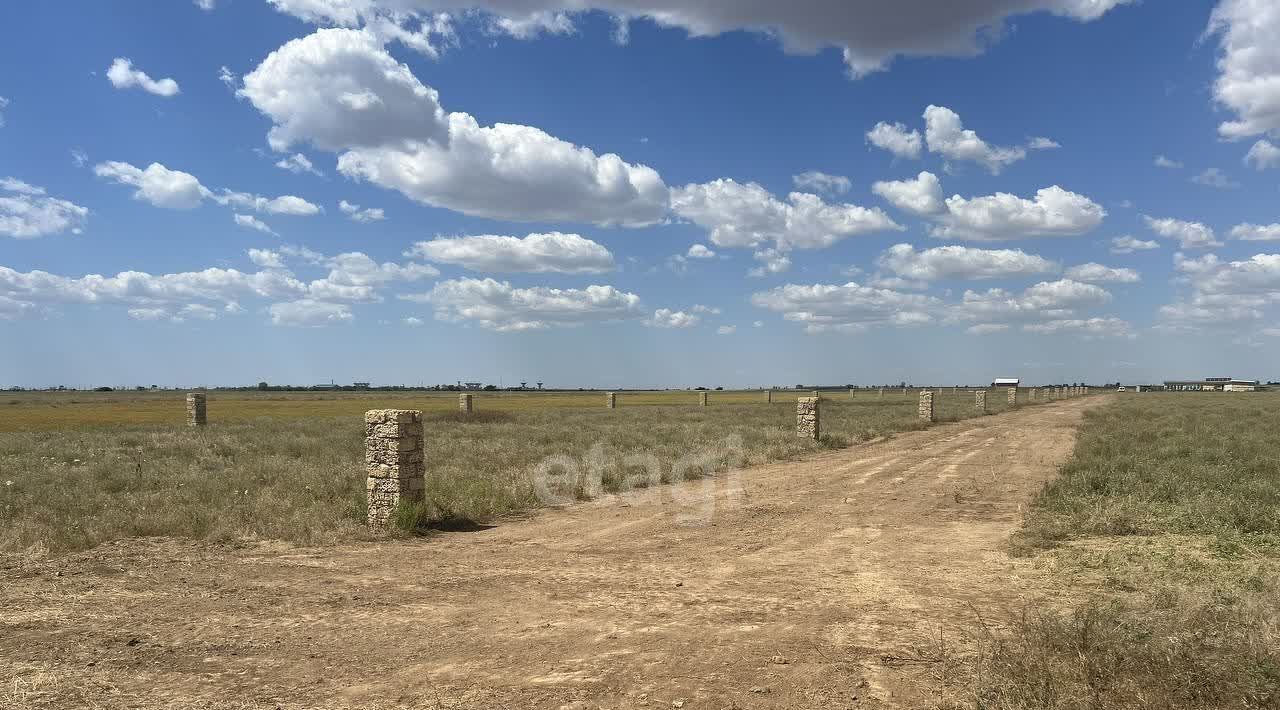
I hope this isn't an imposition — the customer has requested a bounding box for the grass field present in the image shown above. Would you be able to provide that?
[0,387,1034,556]
[957,393,1280,709]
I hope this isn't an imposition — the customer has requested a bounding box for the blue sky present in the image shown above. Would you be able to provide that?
[2,0,1279,388]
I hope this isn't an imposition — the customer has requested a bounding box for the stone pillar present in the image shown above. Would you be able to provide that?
[918,390,934,422]
[1030,388,1038,401]
[902,388,908,397]
[975,390,987,413]
[767,390,773,403]
[849,388,855,398]
[1007,387,1017,406]
[606,392,617,409]
[796,397,820,440]
[699,391,709,406]
[458,393,473,413]
[364,410,425,528]
[878,388,884,399]
[186,392,207,427]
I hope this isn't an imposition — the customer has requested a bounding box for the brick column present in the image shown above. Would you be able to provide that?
[918,390,934,422]
[975,390,987,413]
[186,392,207,427]
[365,410,425,528]
[606,392,616,409]
[796,397,820,440]
[458,393,473,413]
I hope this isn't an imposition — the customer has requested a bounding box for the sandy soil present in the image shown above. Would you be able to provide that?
[0,397,1106,709]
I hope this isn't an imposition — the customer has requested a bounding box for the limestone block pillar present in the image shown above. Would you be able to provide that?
[1007,387,1017,406]
[975,390,987,413]
[365,409,425,528]
[796,397,820,440]
[699,391,709,407]
[606,392,617,409]
[459,393,473,413]
[918,390,934,422]
[186,392,207,427]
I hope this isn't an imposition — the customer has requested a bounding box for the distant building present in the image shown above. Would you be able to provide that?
[1163,377,1258,392]
[352,382,371,389]
[464,382,484,390]
[992,378,1020,388]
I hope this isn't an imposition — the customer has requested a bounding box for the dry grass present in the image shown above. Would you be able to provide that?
[950,393,1280,709]
[0,388,1032,556]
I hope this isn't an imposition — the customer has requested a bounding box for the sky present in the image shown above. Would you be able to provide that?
[2,0,1279,389]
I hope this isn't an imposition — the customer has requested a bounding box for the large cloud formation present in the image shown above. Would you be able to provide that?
[267,0,1132,77]
[240,28,668,226]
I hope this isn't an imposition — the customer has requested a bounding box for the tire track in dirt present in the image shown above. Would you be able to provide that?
[0,397,1108,709]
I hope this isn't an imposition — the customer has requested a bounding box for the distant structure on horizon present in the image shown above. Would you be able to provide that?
[1163,376,1259,392]
[992,378,1020,388]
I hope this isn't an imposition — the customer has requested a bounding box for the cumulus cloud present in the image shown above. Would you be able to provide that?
[1110,235,1159,254]
[338,199,385,222]
[747,248,793,277]
[94,160,322,215]
[1245,139,1280,170]
[1160,250,1280,330]
[1063,263,1140,283]
[1023,317,1132,337]
[671,178,900,253]
[686,244,716,259]
[406,232,614,273]
[874,171,1104,241]
[792,171,851,195]
[1208,0,1280,140]
[266,0,1131,78]
[307,251,438,302]
[866,121,922,159]
[644,308,700,328]
[1028,137,1061,150]
[247,248,285,268]
[877,243,1058,281]
[240,28,667,226]
[233,213,278,236]
[1143,215,1223,249]
[750,281,941,333]
[923,105,1026,174]
[1230,223,1280,241]
[1154,155,1183,169]
[0,178,90,239]
[948,279,1112,325]
[1190,167,1239,189]
[106,58,180,97]
[275,153,323,175]
[269,299,353,326]
[408,277,643,331]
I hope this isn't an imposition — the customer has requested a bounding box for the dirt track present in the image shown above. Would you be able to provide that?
[1,397,1106,709]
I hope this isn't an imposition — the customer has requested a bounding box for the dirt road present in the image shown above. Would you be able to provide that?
[1,398,1106,709]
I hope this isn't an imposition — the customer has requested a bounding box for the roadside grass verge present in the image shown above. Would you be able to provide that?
[954,394,1280,709]
[0,391,1033,557]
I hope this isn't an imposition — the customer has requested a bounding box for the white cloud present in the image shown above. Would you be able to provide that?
[1190,167,1239,189]
[751,281,941,333]
[1208,0,1280,140]
[923,105,1026,174]
[0,178,90,239]
[409,277,643,331]
[1231,223,1280,241]
[1023,317,1132,337]
[1159,251,1280,331]
[877,243,1058,281]
[94,160,322,215]
[871,171,945,216]
[866,121,922,159]
[307,251,438,302]
[752,320,764,328]
[269,299,353,326]
[406,232,614,274]
[1063,263,1140,283]
[671,178,901,253]
[792,171,851,195]
[1143,215,1223,249]
[690,304,720,315]
[218,65,235,89]
[966,323,1009,335]
[716,325,736,335]
[195,0,216,10]
[644,308,700,328]
[873,171,1104,241]
[1028,137,1061,150]
[686,243,716,259]
[275,153,322,176]
[949,279,1112,324]
[267,1,1131,78]
[70,149,89,168]
[748,248,792,277]
[338,200,385,223]
[106,58,180,97]
[240,28,667,226]
[0,96,8,128]
[1110,235,1159,254]
[1154,155,1183,169]
[403,316,424,326]
[233,213,278,236]
[1245,139,1280,170]
[248,248,285,268]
